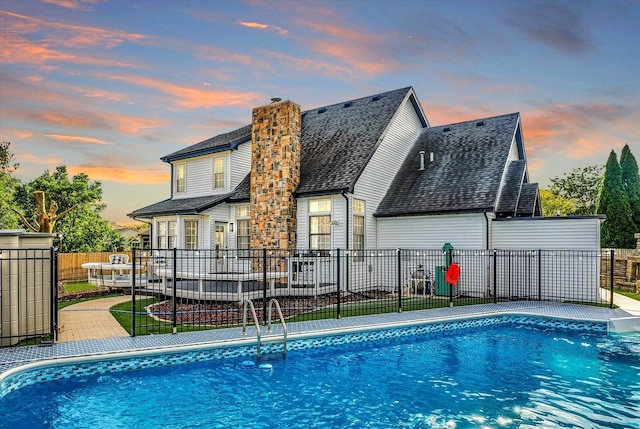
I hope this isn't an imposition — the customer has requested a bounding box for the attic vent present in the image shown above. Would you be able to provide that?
[317,108,327,114]
[343,102,353,108]
[476,120,486,127]
[371,96,380,101]
[443,126,451,132]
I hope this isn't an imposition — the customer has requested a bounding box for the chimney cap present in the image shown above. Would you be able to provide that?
[270,97,282,103]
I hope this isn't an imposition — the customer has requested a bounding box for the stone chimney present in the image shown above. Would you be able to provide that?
[250,99,301,250]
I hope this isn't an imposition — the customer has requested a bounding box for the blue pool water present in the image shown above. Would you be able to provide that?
[2,319,640,428]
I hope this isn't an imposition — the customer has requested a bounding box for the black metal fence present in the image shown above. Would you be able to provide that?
[0,248,57,346]
[128,248,616,336]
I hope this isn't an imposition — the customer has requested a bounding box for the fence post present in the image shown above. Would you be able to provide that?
[262,248,267,324]
[131,247,137,337]
[397,248,402,312]
[50,247,58,342]
[492,250,497,304]
[537,249,542,301]
[448,248,454,307]
[610,249,614,308]
[172,248,177,334]
[336,248,341,319]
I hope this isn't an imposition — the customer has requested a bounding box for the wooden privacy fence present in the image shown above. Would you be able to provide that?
[58,252,132,282]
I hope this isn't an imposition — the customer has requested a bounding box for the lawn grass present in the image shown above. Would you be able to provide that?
[109,298,213,335]
[63,281,100,293]
[615,288,640,301]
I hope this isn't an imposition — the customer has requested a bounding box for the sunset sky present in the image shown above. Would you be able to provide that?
[1,0,639,224]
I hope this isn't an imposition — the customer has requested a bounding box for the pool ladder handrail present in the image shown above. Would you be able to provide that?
[242,300,261,359]
[267,298,288,356]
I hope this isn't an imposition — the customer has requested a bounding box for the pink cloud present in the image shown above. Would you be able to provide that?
[238,20,288,35]
[67,165,169,185]
[44,134,112,145]
[102,74,264,109]
[41,0,100,11]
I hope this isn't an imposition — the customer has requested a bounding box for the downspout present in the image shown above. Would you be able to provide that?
[484,211,491,298]
[484,211,490,250]
[342,191,350,292]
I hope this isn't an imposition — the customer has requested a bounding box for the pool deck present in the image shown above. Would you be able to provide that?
[2,298,638,378]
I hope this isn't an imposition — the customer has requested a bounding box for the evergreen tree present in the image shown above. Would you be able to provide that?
[620,144,640,233]
[597,150,635,248]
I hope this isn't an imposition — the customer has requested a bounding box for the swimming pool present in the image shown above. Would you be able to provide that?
[1,315,639,428]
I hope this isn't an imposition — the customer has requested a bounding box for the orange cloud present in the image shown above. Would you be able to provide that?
[67,165,169,185]
[102,74,264,109]
[522,102,636,159]
[41,0,99,11]
[295,20,377,43]
[0,10,150,67]
[311,40,397,75]
[44,134,112,145]
[238,20,288,35]
[5,108,166,134]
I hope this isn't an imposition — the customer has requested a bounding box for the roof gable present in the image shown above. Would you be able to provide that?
[375,113,520,217]
[161,125,251,162]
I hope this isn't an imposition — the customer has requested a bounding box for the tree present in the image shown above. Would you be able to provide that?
[0,141,21,229]
[620,144,640,233]
[549,164,603,215]
[597,150,635,248]
[13,166,124,252]
[539,188,577,217]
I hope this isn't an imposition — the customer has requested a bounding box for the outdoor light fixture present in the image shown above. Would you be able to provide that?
[229,223,234,232]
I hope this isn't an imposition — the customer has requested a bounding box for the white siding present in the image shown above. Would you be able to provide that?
[491,217,601,250]
[377,213,487,249]
[296,198,309,249]
[184,156,213,198]
[230,142,251,189]
[353,95,424,249]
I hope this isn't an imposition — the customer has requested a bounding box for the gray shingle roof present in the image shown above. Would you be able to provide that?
[128,194,232,218]
[496,160,526,215]
[516,183,541,216]
[227,86,417,201]
[296,87,415,195]
[375,113,520,217]
[161,125,252,162]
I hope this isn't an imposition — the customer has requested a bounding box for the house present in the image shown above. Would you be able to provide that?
[128,86,552,254]
[128,86,606,301]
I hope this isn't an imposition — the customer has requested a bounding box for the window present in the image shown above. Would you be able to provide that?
[236,206,250,256]
[175,163,185,193]
[215,223,226,258]
[353,200,365,261]
[157,220,177,249]
[214,157,225,189]
[184,220,199,249]
[309,198,332,252]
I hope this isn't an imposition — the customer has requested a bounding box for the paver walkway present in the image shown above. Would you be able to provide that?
[54,292,640,343]
[57,295,131,342]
